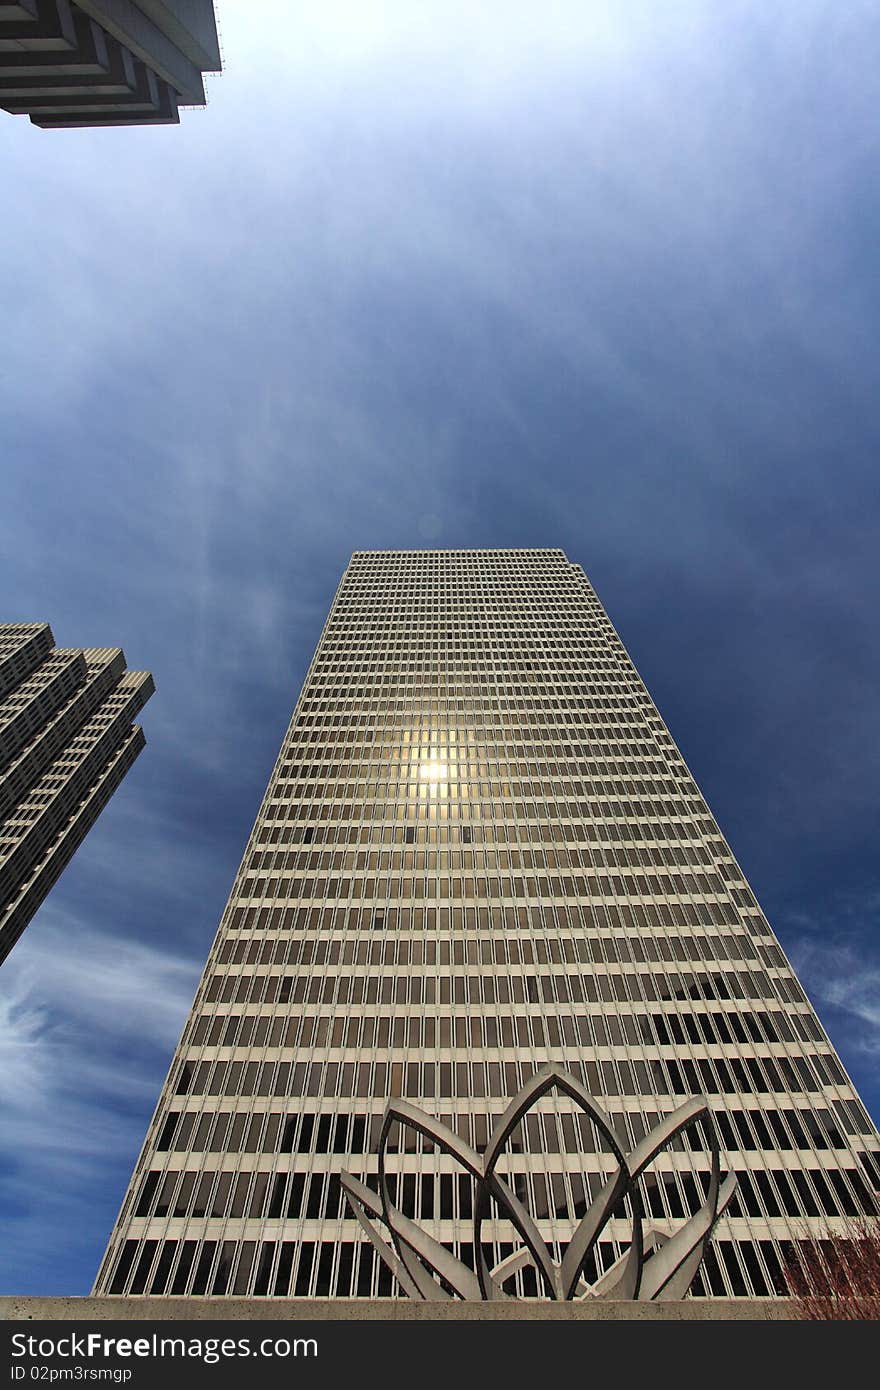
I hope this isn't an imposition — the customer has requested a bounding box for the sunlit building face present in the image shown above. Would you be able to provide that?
[96,550,880,1302]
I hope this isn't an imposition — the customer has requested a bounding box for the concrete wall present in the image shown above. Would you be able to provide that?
[132,2,220,69]
[0,1297,800,1321]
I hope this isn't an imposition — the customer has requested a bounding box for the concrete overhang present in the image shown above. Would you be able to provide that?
[72,0,207,101]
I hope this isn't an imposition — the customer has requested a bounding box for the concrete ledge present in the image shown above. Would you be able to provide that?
[0,1297,799,1321]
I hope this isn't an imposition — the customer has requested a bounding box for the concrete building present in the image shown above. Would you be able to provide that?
[0,1,220,128]
[0,622,153,964]
[95,550,879,1301]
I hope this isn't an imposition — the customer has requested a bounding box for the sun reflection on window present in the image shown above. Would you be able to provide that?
[418,760,449,782]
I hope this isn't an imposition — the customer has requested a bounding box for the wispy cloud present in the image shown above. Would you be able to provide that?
[785,892,880,1063]
[0,911,200,1293]
[794,944,880,1047]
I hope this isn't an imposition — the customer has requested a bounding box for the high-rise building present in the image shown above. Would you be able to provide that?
[0,1,220,128]
[95,550,879,1301]
[0,622,154,965]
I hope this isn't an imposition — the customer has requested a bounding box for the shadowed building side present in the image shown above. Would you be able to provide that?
[0,622,154,965]
[0,0,220,127]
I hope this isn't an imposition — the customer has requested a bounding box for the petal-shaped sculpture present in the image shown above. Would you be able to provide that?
[340,1063,736,1301]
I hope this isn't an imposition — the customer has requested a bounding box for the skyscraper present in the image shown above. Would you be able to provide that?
[0,622,154,965]
[96,550,879,1302]
[0,1,220,128]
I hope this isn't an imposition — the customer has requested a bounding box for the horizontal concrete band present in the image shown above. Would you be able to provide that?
[1,1297,799,1321]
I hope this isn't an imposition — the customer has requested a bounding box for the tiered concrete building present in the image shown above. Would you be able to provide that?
[0,622,153,965]
[96,550,879,1300]
[0,1,220,128]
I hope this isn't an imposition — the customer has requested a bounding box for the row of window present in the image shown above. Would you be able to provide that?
[237,871,736,909]
[280,750,672,772]
[271,772,674,801]
[311,632,624,647]
[264,784,688,818]
[276,776,697,806]
[304,657,632,673]
[310,638,621,653]
[223,900,753,938]
[257,806,697,834]
[272,776,694,810]
[254,844,714,881]
[305,650,629,669]
[215,924,757,967]
[312,637,621,653]
[101,1231,820,1300]
[189,1006,818,1053]
[301,667,631,683]
[263,800,704,829]
[309,660,624,678]
[153,1103,860,1164]
[201,966,776,1008]
[131,1161,874,1231]
[297,699,645,723]
[153,1093,876,1163]
[249,843,711,876]
[293,697,641,715]
[262,804,712,839]
[278,789,697,817]
[292,710,657,733]
[173,1051,844,1102]
[280,722,653,745]
[292,699,647,719]
[298,680,638,702]
[307,639,626,657]
[328,612,603,624]
[319,625,617,639]
[278,750,675,772]
[301,677,636,700]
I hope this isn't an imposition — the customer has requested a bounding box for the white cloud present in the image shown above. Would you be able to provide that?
[788,929,880,1059]
[0,913,199,1055]
[219,0,654,84]
[0,913,200,1238]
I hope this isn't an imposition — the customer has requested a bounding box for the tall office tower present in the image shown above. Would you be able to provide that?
[0,1,220,128]
[96,550,879,1302]
[0,622,153,965]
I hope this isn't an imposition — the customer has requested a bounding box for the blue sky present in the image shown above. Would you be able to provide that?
[1,1,878,1295]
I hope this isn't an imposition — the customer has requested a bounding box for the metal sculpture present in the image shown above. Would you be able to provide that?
[341,1063,736,1300]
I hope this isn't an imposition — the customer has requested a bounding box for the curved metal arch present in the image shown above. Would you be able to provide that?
[376,1101,485,1301]
[339,1173,425,1300]
[340,1065,737,1302]
[474,1063,640,1301]
[626,1097,737,1301]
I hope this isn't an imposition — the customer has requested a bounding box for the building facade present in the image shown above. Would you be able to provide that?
[0,1,220,128]
[96,549,879,1301]
[0,621,154,965]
